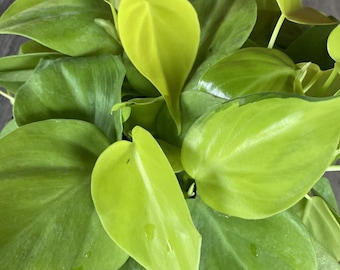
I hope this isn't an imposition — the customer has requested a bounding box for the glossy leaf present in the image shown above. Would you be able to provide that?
[182,96,340,219]
[14,55,125,142]
[185,0,257,91]
[293,196,340,261]
[0,119,128,269]
[328,25,340,62]
[187,197,317,270]
[275,0,337,25]
[199,47,299,99]
[0,0,121,56]
[118,0,200,131]
[92,126,201,270]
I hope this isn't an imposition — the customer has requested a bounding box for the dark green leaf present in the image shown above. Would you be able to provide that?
[14,55,125,142]
[286,25,337,70]
[156,91,225,147]
[0,119,128,269]
[0,0,121,56]
[186,0,257,90]
[0,52,60,93]
[187,197,317,270]
[313,177,340,214]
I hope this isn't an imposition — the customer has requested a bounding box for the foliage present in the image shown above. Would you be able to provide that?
[0,0,340,269]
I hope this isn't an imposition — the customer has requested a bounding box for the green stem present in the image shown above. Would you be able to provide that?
[0,90,14,104]
[326,165,340,172]
[268,14,285,49]
[304,193,312,201]
[319,68,338,95]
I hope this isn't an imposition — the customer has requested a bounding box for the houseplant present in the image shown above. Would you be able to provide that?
[0,0,340,268]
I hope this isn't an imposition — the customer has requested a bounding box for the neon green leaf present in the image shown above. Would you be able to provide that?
[92,126,201,270]
[275,0,337,25]
[182,96,340,219]
[118,0,200,131]
[328,25,340,62]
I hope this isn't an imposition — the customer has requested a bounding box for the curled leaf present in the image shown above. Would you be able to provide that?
[275,0,338,25]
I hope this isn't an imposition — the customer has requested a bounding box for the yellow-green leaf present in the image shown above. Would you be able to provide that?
[91,126,201,270]
[328,25,340,62]
[275,0,337,25]
[182,96,340,219]
[118,0,200,132]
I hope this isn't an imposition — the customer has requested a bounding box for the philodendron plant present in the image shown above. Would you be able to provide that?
[1,0,340,269]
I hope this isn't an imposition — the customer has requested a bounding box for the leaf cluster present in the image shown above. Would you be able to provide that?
[0,0,340,269]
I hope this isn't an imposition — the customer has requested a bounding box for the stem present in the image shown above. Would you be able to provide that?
[319,68,338,95]
[0,90,14,104]
[268,14,285,49]
[326,165,340,172]
[304,193,312,201]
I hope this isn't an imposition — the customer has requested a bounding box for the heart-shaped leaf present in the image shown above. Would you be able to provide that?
[188,197,317,270]
[182,95,340,219]
[0,119,128,269]
[0,0,121,56]
[14,55,125,142]
[118,0,200,131]
[92,126,201,270]
[275,0,338,25]
[199,47,299,99]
